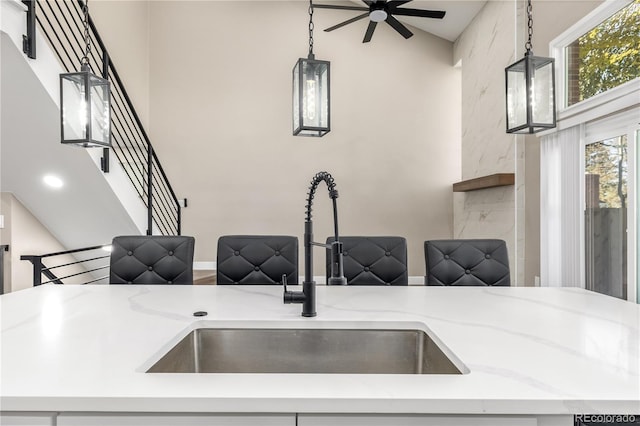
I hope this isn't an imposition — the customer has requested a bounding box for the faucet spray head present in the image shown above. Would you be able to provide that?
[327,241,347,285]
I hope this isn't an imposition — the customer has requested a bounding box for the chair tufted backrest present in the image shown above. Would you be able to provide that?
[424,239,510,286]
[326,236,408,286]
[216,235,298,285]
[109,235,195,284]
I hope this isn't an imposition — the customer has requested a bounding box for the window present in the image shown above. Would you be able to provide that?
[550,0,640,121]
[541,1,639,302]
[565,0,639,107]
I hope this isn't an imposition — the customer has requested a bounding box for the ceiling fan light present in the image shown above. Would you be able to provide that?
[369,10,387,22]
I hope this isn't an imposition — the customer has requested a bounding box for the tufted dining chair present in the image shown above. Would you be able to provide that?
[326,236,408,286]
[216,235,298,285]
[424,239,510,286]
[109,235,195,284]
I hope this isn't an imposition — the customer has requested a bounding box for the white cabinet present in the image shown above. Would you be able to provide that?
[297,414,573,426]
[57,413,295,426]
[0,412,57,426]
[0,412,574,426]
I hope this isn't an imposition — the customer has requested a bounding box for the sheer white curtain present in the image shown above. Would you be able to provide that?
[540,125,582,287]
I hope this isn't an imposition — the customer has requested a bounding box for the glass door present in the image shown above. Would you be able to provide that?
[584,135,628,298]
[583,113,637,301]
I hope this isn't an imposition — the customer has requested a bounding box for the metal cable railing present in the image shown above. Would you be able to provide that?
[34,0,181,235]
[21,245,111,286]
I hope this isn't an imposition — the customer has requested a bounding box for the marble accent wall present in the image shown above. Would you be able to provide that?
[453,1,524,285]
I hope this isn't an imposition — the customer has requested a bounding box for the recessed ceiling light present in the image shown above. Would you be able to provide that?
[43,175,64,189]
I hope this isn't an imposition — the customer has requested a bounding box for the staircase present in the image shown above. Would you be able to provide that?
[0,0,181,252]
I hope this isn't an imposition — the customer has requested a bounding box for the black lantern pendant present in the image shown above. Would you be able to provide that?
[505,0,556,134]
[60,0,111,147]
[293,0,330,137]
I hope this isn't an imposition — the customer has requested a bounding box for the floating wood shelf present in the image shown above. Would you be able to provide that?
[452,173,515,192]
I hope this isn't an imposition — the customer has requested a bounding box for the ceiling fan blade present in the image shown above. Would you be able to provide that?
[363,20,377,43]
[391,8,446,19]
[362,0,374,5]
[324,13,369,32]
[387,0,413,8]
[385,15,413,39]
[313,4,369,11]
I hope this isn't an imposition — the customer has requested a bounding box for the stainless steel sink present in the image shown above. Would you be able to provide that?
[146,327,464,374]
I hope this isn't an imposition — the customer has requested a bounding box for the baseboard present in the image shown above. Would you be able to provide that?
[194,261,216,270]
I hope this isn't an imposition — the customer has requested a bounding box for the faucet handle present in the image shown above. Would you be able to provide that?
[283,274,305,304]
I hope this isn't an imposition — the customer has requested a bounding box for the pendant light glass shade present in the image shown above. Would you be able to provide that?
[60,64,111,147]
[293,0,330,137]
[60,0,111,148]
[505,0,556,134]
[505,53,556,134]
[293,56,330,137]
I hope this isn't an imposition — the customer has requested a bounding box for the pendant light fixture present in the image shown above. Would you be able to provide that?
[60,0,111,147]
[293,0,330,137]
[505,0,556,134]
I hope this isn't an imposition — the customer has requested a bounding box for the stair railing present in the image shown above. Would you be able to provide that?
[20,245,111,286]
[31,0,181,235]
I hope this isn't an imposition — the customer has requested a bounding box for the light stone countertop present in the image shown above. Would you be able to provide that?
[0,284,638,415]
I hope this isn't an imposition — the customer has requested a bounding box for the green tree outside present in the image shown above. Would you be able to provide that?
[585,137,628,208]
[578,0,639,101]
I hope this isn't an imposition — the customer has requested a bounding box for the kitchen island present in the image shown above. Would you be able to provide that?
[1,284,638,426]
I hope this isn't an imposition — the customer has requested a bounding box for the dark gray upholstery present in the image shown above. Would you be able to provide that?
[326,236,408,286]
[424,239,510,286]
[110,235,195,284]
[217,235,298,285]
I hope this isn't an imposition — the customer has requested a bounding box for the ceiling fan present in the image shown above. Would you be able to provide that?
[314,0,446,43]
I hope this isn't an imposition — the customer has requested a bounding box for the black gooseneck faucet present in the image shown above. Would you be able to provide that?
[284,171,347,317]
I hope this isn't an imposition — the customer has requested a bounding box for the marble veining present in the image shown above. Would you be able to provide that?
[485,287,639,332]
[465,364,580,398]
[1,285,639,415]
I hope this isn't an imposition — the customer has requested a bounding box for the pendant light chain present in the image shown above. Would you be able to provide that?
[525,0,533,54]
[81,0,91,66]
[308,0,315,57]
